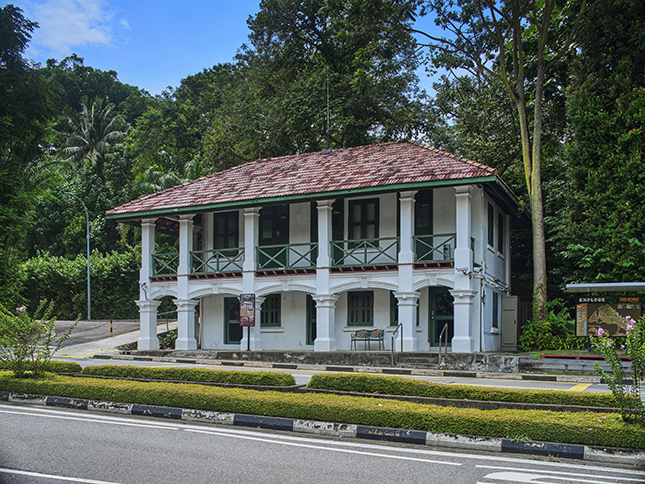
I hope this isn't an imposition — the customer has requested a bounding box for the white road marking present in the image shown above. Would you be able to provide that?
[482,470,627,483]
[0,468,125,484]
[477,465,645,481]
[184,427,461,466]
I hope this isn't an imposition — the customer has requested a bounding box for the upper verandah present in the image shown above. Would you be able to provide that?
[106,141,517,220]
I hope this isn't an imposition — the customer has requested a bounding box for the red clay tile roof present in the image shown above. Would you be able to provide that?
[107,141,512,218]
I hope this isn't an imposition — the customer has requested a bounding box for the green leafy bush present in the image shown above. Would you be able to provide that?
[593,315,645,424]
[519,300,587,352]
[81,365,296,386]
[307,373,618,408]
[19,249,141,320]
[0,360,81,373]
[0,301,77,378]
[1,373,643,448]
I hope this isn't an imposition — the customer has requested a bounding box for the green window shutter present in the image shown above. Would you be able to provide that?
[348,199,379,241]
[214,211,239,250]
[261,294,281,327]
[348,291,374,326]
[497,213,504,254]
[488,203,495,247]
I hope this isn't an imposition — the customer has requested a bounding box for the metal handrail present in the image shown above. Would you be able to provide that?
[391,323,403,367]
[191,248,244,274]
[413,233,456,262]
[256,242,318,270]
[331,237,399,266]
[438,323,449,368]
[152,252,179,276]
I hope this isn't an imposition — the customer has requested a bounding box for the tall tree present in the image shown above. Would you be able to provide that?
[414,0,588,319]
[558,0,645,284]
[63,97,126,182]
[0,4,53,304]
[202,0,431,170]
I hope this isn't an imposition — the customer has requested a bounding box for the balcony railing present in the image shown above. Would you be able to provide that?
[331,237,399,266]
[257,242,318,270]
[191,248,244,274]
[152,252,179,276]
[413,233,456,262]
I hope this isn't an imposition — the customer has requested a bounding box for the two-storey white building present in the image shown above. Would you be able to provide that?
[107,141,519,353]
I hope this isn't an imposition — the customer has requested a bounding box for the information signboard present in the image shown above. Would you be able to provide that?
[576,296,641,337]
[239,294,255,327]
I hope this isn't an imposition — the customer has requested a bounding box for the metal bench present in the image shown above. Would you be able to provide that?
[350,329,384,350]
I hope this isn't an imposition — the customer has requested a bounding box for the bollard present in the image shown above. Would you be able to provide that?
[110,319,113,337]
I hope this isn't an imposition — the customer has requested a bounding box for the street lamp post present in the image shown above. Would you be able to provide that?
[64,192,91,321]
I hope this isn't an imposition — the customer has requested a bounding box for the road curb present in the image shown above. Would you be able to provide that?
[4,391,644,465]
[88,354,605,384]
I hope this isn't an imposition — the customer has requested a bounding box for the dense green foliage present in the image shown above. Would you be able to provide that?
[518,300,587,352]
[307,372,618,408]
[0,360,81,373]
[80,365,297,386]
[1,373,643,448]
[0,301,76,377]
[19,249,140,320]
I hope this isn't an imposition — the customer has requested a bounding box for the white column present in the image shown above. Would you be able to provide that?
[450,289,477,353]
[313,294,338,351]
[139,218,156,296]
[174,298,198,350]
[453,185,474,352]
[242,208,260,292]
[398,191,416,265]
[136,299,160,350]
[177,214,194,277]
[316,200,333,268]
[394,292,419,351]
[241,296,264,351]
[395,192,418,351]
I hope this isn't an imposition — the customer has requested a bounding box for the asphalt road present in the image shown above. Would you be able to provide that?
[1,403,642,484]
[53,320,141,347]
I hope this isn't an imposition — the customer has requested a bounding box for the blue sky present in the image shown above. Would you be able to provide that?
[14,0,439,95]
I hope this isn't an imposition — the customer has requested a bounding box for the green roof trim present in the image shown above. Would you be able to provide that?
[107,175,510,221]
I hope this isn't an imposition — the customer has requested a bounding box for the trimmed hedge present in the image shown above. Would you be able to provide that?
[0,361,82,374]
[1,373,643,449]
[81,365,296,386]
[307,373,619,408]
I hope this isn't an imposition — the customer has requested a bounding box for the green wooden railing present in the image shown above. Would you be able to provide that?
[413,233,456,262]
[257,242,318,270]
[191,248,244,274]
[152,252,179,276]
[331,237,399,266]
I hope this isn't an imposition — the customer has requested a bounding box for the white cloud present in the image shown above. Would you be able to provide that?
[27,0,115,53]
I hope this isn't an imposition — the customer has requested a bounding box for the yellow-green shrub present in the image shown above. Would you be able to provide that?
[81,365,296,386]
[308,373,618,408]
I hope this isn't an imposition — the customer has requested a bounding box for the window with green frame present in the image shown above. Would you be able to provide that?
[390,292,420,326]
[487,203,495,247]
[348,291,373,326]
[497,213,504,254]
[214,211,239,250]
[348,199,379,241]
[261,294,281,327]
[492,292,499,328]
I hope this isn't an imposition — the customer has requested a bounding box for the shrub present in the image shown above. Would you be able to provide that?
[0,301,77,378]
[593,315,645,424]
[0,360,81,373]
[307,373,618,408]
[1,373,643,448]
[81,365,296,386]
[519,299,587,352]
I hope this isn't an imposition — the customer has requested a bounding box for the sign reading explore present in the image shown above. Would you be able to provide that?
[576,296,641,337]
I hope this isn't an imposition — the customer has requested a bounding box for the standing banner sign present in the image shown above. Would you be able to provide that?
[239,294,255,351]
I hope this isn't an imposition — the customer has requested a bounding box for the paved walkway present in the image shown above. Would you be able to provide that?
[55,322,177,359]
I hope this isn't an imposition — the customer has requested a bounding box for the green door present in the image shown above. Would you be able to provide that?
[429,288,453,346]
[331,199,344,265]
[415,190,433,261]
[306,295,317,345]
[224,297,242,344]
[259,205,289,269]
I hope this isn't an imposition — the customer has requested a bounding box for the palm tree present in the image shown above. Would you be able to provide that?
[63,98,126,181]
